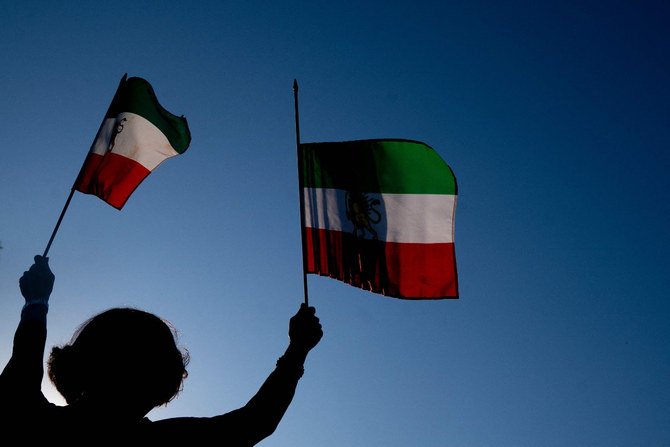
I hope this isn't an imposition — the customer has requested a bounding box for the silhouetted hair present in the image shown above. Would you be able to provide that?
[47,307,189,408]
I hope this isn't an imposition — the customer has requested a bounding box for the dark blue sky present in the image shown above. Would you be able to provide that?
[1,1,668,446]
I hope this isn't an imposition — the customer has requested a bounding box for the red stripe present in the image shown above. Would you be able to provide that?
[304,227,458,299]
[74,153,151,209]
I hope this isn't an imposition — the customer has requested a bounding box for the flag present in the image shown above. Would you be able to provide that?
[299,139,458,299]
[73,74,191,209]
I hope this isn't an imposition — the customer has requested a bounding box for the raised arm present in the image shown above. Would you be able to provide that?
[0,255,54,410]
[236,303,323,443]
[147,303,323,444]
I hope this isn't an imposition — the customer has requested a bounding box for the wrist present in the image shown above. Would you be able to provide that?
[285,342,310,362]
[23,299,49,308]
[276,344,310,379]
[276,354,305,379]
[21,301,48,322]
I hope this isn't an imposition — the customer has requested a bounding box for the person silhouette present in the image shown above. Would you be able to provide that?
[1,255,323,444]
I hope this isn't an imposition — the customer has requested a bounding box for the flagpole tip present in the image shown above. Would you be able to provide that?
[293,79,298,91]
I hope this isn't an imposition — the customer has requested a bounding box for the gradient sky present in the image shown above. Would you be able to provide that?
[1,1,668,446]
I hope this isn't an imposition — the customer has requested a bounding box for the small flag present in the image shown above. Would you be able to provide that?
[300,139,458,299]
[73,74,191,209]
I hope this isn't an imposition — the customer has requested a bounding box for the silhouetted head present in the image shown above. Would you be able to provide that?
[47,307,189,418]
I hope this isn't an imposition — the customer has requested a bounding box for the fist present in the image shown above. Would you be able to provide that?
[19,255,55,303]
[289,303,323,352]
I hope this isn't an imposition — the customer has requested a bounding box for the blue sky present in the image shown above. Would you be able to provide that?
[1,1,668,446]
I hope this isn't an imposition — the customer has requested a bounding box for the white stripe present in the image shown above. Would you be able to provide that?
[89,112,178,171]
[303,188,456,243]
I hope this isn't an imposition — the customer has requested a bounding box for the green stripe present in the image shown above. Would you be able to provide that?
[300,139,457,194]
[107,76,191,153]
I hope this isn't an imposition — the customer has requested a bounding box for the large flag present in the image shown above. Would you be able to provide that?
[73,74,191,209]
[299,139,458,299]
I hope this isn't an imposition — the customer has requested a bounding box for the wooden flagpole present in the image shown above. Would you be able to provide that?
[293,79,310,306]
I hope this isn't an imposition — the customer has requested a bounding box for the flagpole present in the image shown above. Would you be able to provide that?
[43,188,75,257]
[42,74,129,258]
[293,79,310,306]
